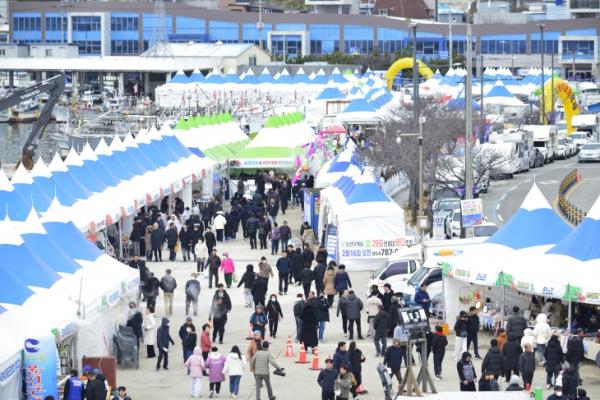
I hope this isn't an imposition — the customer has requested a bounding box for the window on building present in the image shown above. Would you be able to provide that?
[378,28,404,54]
[344,25,374,55]
[561,40,595,59]
[309,24,339,55]
[45,15,68,43]
[111,15,139,32]
[45,49,52,57]
[0,49,5,56]
[378,8,389,16]
[249,55,257,66]
[531,40,558,54]
[72,16,101,32]
[209,21,239,43]
[12,13,42,43]
[111,39,139,55]
[570,0,600,8]
[480,39,526,54]
[271,34,302,60]
[242,22,271,45]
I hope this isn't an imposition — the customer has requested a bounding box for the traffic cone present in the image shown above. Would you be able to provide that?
[356,384,368,394]
[284,336,295,357]
[246,324,253,340]
[309,347,320,370]
[295,342,309,364]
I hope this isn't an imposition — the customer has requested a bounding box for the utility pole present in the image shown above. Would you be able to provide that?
[464,22,473,202]
[551,52,555,124]
[539,24,546,125]
[480,54,484,142]
[411,22,419,129]
[257,0,264,49]
[448,16,453,70]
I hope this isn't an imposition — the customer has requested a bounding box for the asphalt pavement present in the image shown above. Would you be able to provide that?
[480,157,600,225]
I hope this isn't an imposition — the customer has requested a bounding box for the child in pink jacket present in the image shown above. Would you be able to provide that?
[185,346,206,398]
[220,252,236,289]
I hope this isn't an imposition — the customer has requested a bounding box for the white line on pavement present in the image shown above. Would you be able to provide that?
[498,214,504,222]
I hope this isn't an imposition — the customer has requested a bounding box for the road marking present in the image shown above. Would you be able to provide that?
[508,186,518,192]
[498,214,504,222]
[495,204,501,211]
[538,180,558,185]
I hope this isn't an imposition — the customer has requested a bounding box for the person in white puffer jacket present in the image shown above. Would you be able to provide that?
[533,313,552,364]
[521,328,536,354]
[223,345,247,398]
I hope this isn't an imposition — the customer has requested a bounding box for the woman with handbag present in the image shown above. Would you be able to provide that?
[348,341,365,397]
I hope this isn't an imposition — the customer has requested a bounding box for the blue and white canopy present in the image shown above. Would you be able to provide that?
[315,144,363,188]
[315,87,345,101]
[484,80,525,107]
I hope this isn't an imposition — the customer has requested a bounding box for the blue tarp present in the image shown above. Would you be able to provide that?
[316,87,345,101]
[342,98,377,114]
[546,215,600,261]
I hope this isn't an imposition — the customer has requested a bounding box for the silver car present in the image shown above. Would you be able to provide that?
[579,143,600,163]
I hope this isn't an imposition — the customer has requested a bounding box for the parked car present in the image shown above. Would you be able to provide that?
[367,256,420,296]
[402,265,443,305]
[578,142,600,163]
[530,148,545,168]
[565,137,577,157]
[571,132,589,151]
[555,138,569,159]
[444,208,462,238]
[473,222,499,237]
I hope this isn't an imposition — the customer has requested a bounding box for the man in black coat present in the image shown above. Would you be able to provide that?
[300,265,315,298]
[506,306,527,342]
[204,227,217,254]
[302,244,315,268]
[156,317,175,370]
[382,284,394,313]
[130,217,144,257]
[178,317,196,362]
[126,301,143,350]
[206,249,221,289]
[165,223,178,261]
[246,214,259,249]
[503,339,522,383]
[84,370,107,400]
[481,339,504,380]
[315,294,330,342]
[251,276,268,307]
[179,225,191,262]
[300,293,319,351]
[373,305,390,356]
[317,358,338,400]
[466,306,482,359]
[566,330,585,382]
[313,259,326,296]
[143,272,160,310]
[384,338,405,392]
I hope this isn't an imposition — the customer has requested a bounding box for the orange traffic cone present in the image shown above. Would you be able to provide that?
[295,342,309,364]
[309,347,320,370]
[246,324,254,340]
[356,384,368,394]
[284,336,295,357]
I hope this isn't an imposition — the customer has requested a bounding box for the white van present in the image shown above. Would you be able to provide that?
[571,114,600,142]
[481,142,520,178]
[367,252,421,296]
[523,125,558,163]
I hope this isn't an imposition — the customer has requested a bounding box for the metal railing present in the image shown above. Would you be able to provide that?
[381,171,410,198]
[558,169,586,226]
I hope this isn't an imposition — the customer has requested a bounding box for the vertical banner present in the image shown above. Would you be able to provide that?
[23,336,58,400]
[432,213,446,240]
[325,225,338,262]
[303,190,312,225]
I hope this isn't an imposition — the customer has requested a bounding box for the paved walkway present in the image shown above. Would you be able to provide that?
[118,204,600,399]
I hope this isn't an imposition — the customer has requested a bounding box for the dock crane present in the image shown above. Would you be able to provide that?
[0,74,65,169]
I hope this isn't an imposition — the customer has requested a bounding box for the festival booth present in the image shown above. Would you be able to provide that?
[315,143,362,189]
[318,171,406,271]
[440,184,572,328]
[230,113,313,172]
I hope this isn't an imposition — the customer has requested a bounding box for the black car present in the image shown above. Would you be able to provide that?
[531,148,545,168]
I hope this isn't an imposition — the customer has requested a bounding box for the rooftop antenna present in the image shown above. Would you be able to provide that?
[145,0,172,57]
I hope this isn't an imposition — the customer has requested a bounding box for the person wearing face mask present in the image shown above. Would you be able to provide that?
[547,385,567,400]
[266,294,284,339]
[179,317,197,362]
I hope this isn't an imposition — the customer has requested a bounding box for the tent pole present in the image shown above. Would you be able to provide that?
[567,300,572,333]
[501,280,506,330]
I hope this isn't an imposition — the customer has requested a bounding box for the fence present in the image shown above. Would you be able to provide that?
[381,171,410,198]
[558,169,586,226]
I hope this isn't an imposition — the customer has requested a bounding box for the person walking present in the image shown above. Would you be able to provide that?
[506,306,527,343]
[482,338,505,380]
[561,363,579,399]
[317,358,338,400]
[159,269,177,317]
[384,338,405,393]
[247,331,263,372]
[205,347,226,398]
[323,266,337,306]
[143,272,160,311]
[246,214,259,250]
[279,221,291,250]
[519,343,536,388]
[185,273,201,316]
[457,351,477,391]
[258,216,270,250]
[373,305,390,356]
[431,324,448,379]
[348,341,365,397]
[275,251,292,295]
[336,290,349,337]
[209,298,229,344]
[291,247,304,286]
[221,252,236,289]
[258,257,274,283]
[194,237,209,273]
[312,256,326,296]
[266,294,284,339]
[533,313,551,365]
[316,293,330,343]
[179,224,192,262]
[142,307,157,358]
[205,227,217,254]
[293,294,305,342]
[503,337,523,383]
[84,369,107,400]
[213,211,227,242]
[238,264,257,308]
[156,317,175,371]
[453,311,469,360]
[200,323,213,364]
[165,223,178,261]
[300,264,315,298]
[566,330,585,383]
[300,293,319,352]
[342,291,364,340]
[251,277,268,308]
[224,345,246,398]
[414,284,431,319]
[179,317,197,362]
[251,341,281,400]
[63,369,84,400]
[467,306,481,359]
[150,223,164,262]
[333,265,352,297]
[185,346,206,398]
[144,225,153,262]
[544,335,564,388]
[250,304,269,339]
[366,290,383,338]
[270,222,281,255]
[207,249,222,289]
[334,365,353,400]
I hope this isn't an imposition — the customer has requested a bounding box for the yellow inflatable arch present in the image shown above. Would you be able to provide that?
[384,58,434,90]
[542,78,581,133]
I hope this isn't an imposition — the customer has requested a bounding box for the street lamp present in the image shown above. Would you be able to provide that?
[538,24,546,125]
[396,116,425,222]
[410,22,420,130]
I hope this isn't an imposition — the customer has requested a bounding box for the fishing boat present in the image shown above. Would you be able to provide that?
[9,98,40,123]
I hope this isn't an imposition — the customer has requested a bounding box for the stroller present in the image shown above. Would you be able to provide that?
[113,325,139,369]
